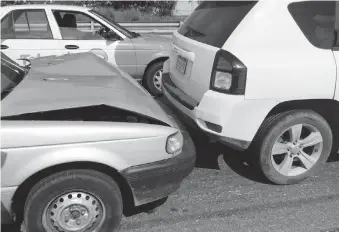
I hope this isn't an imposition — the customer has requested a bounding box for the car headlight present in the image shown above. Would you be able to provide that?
[166,132,183,155]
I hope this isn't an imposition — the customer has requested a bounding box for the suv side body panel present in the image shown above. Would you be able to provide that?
[223,0,337,101]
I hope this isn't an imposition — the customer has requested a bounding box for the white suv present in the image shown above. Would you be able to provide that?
[162,0,339,184]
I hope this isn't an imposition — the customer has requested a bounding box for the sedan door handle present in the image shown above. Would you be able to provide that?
[65,45,79,50]
[1,45,9,50]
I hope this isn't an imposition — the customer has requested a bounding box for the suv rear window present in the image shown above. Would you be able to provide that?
[288,1,335,49]
[178,1,257,48]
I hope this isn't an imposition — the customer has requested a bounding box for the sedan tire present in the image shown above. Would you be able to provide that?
[144,61,164,96]
[24,169,123,232]
[252,110,333,185]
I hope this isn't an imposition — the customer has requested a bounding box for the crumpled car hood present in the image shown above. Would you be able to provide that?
[1,52,174,127]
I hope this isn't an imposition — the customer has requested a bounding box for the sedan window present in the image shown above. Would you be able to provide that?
[90,10,134,38]
[52,10,119,40]
[1,12,14,39]
[1,9,53,40]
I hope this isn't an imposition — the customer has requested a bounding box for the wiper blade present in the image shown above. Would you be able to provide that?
[185,24,205,37]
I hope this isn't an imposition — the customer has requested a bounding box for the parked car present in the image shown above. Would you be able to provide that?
[1,52,196,232]
[0,4,171,96]
[162,0,339,185]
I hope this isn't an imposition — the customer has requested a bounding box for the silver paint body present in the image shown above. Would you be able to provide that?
[1,52,180,223]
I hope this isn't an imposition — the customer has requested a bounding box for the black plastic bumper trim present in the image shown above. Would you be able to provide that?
[162,73,199,110]
[121,102,196,206]
[205,121,222,133]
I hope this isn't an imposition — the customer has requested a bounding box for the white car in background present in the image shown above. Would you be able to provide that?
[162,0,339,185]
[0,4,171,95]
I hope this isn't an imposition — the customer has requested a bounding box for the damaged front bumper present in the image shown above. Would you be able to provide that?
[120,103,196,206]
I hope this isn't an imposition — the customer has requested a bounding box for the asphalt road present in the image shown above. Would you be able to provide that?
[3,130,339,232]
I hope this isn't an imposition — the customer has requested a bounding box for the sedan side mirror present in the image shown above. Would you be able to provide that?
[102,30,122,41]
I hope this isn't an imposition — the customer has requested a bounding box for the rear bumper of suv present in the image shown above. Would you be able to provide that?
[121,103,196,206]
[162,72,275,151]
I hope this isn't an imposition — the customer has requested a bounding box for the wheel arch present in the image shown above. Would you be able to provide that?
[255,99,339,153]
[142,57,169,83]
[11,161,134,222]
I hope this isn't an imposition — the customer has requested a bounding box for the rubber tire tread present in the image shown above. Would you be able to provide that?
[24,169,123,232]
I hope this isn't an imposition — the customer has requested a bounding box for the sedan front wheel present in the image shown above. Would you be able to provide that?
[144,61,164,96]
[24,169,123,232]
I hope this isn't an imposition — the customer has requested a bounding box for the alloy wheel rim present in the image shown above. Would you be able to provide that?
[270,124,323,177]
[42,191,106,232]
[153,69,163,91]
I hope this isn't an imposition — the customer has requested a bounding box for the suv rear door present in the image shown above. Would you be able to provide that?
[169,1,257,102]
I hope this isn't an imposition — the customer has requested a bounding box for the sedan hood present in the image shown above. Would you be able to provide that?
[1,52,174,127]
[132,34,171,51]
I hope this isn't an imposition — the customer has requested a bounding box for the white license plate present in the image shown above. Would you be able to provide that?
[176,55,188,75]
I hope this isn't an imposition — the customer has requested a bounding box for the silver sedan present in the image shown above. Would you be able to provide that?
[1,52,196,232]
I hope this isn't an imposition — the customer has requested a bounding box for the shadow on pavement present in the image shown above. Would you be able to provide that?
[1,223,21,232]
[328,152,339,162]
[183,122,269,184]
[124,197,168,217]
[189,127,223,170]
[222,150,270,184]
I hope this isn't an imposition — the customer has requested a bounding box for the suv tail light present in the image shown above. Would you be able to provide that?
[210,50,247,95]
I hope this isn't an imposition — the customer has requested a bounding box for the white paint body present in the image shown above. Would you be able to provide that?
[164,0,339,145]
[0,5,171,80]
[0,5,124,63]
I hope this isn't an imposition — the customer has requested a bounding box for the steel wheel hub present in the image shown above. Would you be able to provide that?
[153,69,163,91]
[43,191,105,232]
[289,143,302,155]
[271,124,323,177]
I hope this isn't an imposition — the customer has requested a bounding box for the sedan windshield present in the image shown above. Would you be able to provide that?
[1,53,28,100]
[90,10,136,38]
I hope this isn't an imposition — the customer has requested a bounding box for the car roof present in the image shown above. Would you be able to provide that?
[0,4,91,12]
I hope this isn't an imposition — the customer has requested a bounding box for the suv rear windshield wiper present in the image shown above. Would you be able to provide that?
[184,24,206,38]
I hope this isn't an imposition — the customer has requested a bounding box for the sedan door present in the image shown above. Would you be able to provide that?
[50,10,137,76]
[1,8,64,66]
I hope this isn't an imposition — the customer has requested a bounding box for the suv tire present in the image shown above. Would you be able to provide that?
[252,110,332,185]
